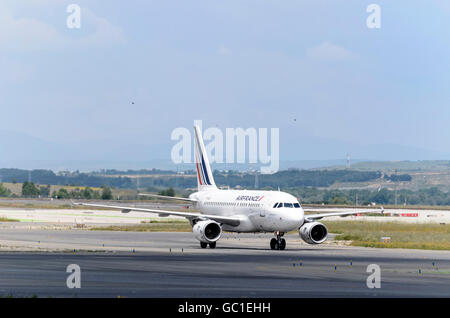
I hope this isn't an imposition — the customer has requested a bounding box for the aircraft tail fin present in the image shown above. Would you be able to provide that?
[193,125,217,191]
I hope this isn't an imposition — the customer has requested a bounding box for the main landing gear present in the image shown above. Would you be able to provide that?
[270,231,286,250]
[200,242,216,249]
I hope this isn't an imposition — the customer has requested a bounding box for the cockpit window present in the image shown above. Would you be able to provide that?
[277,203,282,208]
[294,203,300,208]
[284,203,293,208]
[273,203,278,208]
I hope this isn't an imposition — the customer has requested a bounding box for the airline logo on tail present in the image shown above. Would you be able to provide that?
[195,149,212,186]
[194,126,216,188]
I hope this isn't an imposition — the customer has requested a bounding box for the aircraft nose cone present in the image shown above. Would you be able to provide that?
[285,210,304,227]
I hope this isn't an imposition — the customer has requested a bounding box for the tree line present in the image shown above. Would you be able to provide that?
[287,187,450,206]
[0,169,134,188]
[8,181,114,200]
[1,181,449,206]
[128,169,384,189]
[0,168,386,190]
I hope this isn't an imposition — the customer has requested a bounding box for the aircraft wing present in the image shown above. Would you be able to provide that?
[304,207,384,222]
[72,202,240,226]
[138,193,197,202]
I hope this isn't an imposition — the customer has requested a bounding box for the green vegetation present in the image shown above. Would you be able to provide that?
[0,294,39,298]
[0,217,19,222]
[51,186,101,199]
[288,187,450,206]
[0,184,10,197]
[349,160,450,172]
[384,173,412,182]
[21,181,40,197]
[101,186,113,200]
[0,168,135,188]
[324,221,450,250]
[39,185,51,197]
[47,185,113,200]
[53,188,70,199]
[81,187,95,199]
[90,219,191,232]
[158,187,175,197]
[214,169,382,188]
[0,166,449,207]
[0,168,381,190]
[326,195,350,205]
[96,168,176,175]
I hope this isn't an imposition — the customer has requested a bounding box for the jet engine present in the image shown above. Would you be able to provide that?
[299,222,328,244]
[192,220,222,243]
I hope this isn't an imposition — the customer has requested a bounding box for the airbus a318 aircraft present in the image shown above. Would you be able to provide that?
[75,126,383,250]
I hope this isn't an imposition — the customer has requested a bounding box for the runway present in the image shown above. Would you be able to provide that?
[0,230,449,297]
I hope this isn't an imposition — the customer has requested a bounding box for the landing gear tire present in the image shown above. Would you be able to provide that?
[200,242,208,248]
[270,238,277,250]
[209,242,216,249]
[279,238,286,250]
[270,232,286,250]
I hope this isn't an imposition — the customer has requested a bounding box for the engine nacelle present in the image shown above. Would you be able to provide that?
[192,220,222,243]
[299,222,328,244]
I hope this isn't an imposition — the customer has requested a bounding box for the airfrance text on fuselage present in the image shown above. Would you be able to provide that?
[235,195,263,201]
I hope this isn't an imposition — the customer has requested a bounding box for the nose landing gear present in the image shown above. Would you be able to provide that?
[200,242,216,249]
[270,231,286,250]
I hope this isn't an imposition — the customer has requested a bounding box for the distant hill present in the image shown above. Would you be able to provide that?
[330,160,450,172]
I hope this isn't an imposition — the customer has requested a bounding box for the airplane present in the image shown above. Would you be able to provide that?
[74,125,383,250]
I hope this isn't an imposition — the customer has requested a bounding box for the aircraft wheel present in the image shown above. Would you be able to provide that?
[270,238,277,250]
[209,242,216,249]
[200,242,208,248]
[279,238,286,250]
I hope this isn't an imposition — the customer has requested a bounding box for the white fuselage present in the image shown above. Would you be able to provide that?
[189,189,305,233]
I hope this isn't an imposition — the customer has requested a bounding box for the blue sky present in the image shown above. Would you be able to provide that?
[0,0,449,168]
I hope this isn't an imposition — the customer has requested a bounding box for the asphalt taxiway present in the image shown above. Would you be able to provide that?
[0,230,449,297]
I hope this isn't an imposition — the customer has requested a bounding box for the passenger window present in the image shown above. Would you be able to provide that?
[284,203,293,208]
[294,203,300,208]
